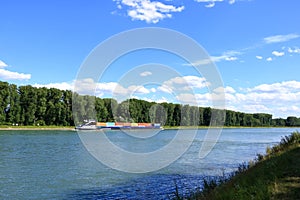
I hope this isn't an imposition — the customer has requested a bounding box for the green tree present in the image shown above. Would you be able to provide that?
[0,82,10,124]
[103,98,118,121]
[181,104,191,126]
[7,83,21,124]
[286,116,300,126]
[19,85,37,125]
[35,87,48,125]
[203,107,211,126]
[173,104,181,126]
[95,98,108,122]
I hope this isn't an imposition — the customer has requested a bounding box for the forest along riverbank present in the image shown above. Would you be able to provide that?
[1,81,300,128]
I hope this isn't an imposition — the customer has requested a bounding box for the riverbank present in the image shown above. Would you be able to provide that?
[0,126,75,131]
[183,132,300,200]
[0,125,299,131]
[163,125,300,130]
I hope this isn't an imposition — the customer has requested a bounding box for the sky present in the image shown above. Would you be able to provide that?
[1,0,300,118]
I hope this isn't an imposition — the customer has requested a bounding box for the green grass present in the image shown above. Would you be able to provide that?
[180,132,300,200]
[0,125,75,130]
[162,126,300,130]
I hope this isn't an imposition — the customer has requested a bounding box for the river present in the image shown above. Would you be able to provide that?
[0,128,298,199]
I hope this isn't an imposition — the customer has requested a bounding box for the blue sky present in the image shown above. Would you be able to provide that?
[1,0,300,118]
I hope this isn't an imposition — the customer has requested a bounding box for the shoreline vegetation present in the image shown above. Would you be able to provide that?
[0,125,300,131]
[175,132,300,200]
[0,125,75,131]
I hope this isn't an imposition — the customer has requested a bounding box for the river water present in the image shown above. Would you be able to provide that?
[0,128,298,199]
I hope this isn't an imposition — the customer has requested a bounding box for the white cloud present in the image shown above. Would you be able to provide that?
[0,68,31,81]
[157,85,173,94]
[114,0,184,23]
[264,33,300,44]
[97,81,150,97]
[35,79,151,98]
[230,81,300,117]
[266,57,272,62]
[133,96,168,103]
[184,33,298,67]
[150,88,156,93]
[0,60,31,81]
[33,82,73,91]
[272,51,284,57]
[128,85,150,94]
[185,50,240,66]
[214,86,236,94]
[205,2,215,8]
[248,80,300,93]
[175,80,300,118]
[225,56,238,61]
[0,60,8,68]
[183,76,209,89]
[140,71,152,77]
[195,0,237,8]
[288,47,300,54]
[158,76,208,94]
[212,51,240,62]
[176,93,199,105]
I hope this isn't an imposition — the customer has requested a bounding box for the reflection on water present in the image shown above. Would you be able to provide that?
[0,128,297,199]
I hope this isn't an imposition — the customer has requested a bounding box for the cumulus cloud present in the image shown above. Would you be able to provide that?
[214,86,236,94]
[226,81,300,117]
[140,71,152,77]
[78,79,151,97]
[114,0,184,23]
[34,79,151,98]
[174,80,300,117]
[0,60,31,81]
[157,76,208,94]
[207,81,300,117]
[248,80,300,93]
[256,55,263,60]
[272,50,285,57]
[264,33,300,44]
[266,57,272,62]
[33,82,74,91]
[288,47,300,54]
[0,69,31,81]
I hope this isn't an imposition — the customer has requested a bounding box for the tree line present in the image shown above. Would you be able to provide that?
[1,81,300,127]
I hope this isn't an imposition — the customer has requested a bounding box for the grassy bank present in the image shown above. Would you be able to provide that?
[0,125,75,130]
[180,132,300,200]
[163,125,300,129]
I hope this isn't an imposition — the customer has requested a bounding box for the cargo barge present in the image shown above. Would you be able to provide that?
[76,120,162,130]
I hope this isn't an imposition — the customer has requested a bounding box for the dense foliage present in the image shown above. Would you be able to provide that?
[0,81,299,127]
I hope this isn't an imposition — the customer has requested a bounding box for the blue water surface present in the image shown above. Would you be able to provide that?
[0,128,298,199]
